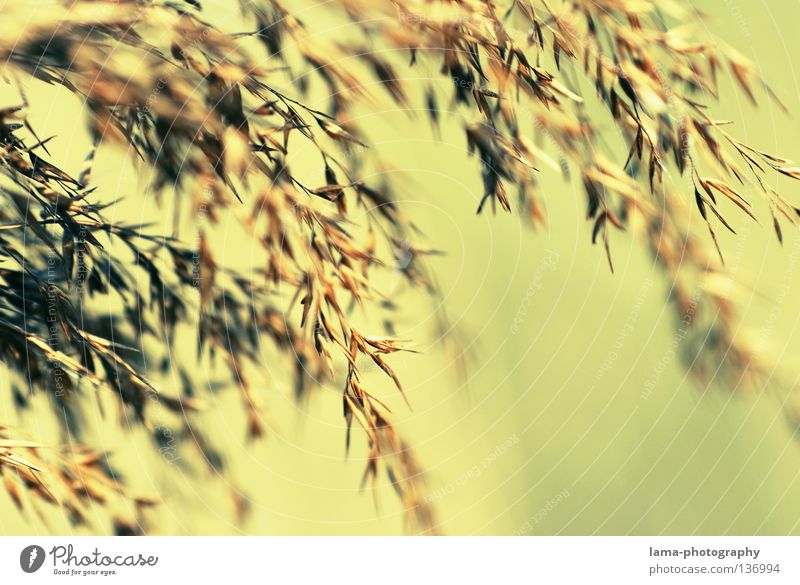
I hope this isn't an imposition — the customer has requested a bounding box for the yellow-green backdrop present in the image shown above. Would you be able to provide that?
[2,0,800,535]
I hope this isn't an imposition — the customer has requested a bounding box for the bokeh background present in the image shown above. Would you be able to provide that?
[2,0,800,535]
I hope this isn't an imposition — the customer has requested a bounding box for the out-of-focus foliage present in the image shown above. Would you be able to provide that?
[0,0,797,534]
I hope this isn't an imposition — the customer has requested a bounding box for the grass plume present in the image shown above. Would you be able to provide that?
[0,0,797,534]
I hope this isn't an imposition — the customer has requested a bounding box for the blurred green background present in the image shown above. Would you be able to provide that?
[2,0,800,535]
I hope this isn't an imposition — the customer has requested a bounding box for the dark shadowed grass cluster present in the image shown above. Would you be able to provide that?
[0,0,798,534]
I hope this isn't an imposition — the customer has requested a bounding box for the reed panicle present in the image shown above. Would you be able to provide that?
[0,0,796,533]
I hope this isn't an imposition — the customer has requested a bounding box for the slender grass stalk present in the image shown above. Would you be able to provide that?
[0,0,796,533]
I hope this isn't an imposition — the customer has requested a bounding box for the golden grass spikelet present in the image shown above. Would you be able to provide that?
[0,0,797,534]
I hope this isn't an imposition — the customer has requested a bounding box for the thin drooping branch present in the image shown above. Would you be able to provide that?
[0,0,797,534]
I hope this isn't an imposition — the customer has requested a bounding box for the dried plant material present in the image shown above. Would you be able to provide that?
[0,0,796,534]
[0,425,153,533]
